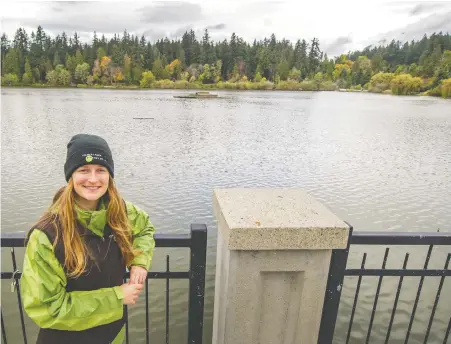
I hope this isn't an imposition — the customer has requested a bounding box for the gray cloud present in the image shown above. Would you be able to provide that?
[264,18,272,27]
[174,25,193,37]
[422,13,451,32]
[139,1,203,24]
[20,17,136,36]
[325,36,353,56]
[142,28,167,41]
[13,1,207,41]
[361,9,451,51]
[206,23,226,31]
[141,25,195,41]
[253,0,286,9]
[51,1,84,12]
[16,2,143,37]
[241,0,285,16]
[409,3,446,16]
[1,17,18,24]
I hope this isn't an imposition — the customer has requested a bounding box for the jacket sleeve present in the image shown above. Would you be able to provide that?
[20,229,124,331]
[126,201,156,271]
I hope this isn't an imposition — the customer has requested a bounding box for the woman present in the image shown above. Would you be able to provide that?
[20,134,155,344]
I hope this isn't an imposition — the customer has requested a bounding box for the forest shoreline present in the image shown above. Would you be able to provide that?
[2,84,446,98]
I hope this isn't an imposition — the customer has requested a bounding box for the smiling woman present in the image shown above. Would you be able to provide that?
[19,133,156,344]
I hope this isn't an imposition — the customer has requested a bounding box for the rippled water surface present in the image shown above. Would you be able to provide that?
[1,89,450,343]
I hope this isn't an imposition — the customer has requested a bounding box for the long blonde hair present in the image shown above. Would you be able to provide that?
[31,178,140,278]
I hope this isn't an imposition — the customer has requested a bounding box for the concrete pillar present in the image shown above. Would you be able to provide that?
[212,188,350,344]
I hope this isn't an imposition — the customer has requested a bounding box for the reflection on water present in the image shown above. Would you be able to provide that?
[1,89,450,343]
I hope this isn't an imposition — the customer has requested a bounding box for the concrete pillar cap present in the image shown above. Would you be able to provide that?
[213,188,350,250]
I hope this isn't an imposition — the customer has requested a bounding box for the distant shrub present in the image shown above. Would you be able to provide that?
[224,82,237,89]
[256,80,274,90]
[77,84,88,88]
[236,81,252,90]
[1,73,19,86]
[276,80,302,90]
[201,83,216,89]
[140,71,155,88]
[441,78,451,98]
[22,73,33,85]
[368,72,394,93]
[390,74,422,95]
[174,80,189,89]
[299,80,317,91]
[320,81,338,91]
[189,82,203,89]
[427,86,442,97]
[351,84,362,91]
[153,79,174,89]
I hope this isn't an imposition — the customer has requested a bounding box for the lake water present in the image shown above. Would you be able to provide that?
[1,88,450,344]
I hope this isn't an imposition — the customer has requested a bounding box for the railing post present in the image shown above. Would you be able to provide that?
[212,188,350,344]
[317,225,353,344]
[187,224,207,344]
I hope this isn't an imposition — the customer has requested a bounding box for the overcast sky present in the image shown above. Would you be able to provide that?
[1,0,451,56]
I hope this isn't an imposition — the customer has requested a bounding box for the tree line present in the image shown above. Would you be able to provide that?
[1,27,450,97]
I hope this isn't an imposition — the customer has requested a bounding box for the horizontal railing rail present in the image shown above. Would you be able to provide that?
[1,231,194,247]
[349,231,451,245]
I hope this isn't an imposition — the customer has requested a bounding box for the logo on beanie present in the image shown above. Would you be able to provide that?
[85,155,93,162]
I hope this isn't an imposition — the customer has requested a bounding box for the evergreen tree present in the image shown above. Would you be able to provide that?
[53,51,61,67]
[308,38,321,76]
[75,49,84,65]
[23,57,33,84]
[3,48,21,76]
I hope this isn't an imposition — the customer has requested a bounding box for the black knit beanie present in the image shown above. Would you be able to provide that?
[64,134,114,182]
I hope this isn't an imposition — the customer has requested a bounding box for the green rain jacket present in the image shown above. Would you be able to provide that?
[20,200,156,344]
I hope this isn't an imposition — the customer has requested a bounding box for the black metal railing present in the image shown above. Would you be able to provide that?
[1,224,207,344]
[319,229,451,344]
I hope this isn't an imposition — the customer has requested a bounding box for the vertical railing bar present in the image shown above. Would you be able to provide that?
[443,317,451,344]
[11,248,28,344]
[404,244,434,344]
[124,276,129,344]
[346,253,367,344]
[1,309,8,344]
[366,247,390,344]
[187,224,207,344]
[385,253,410,344]
[166,255,170,344]
[145,273,149,344]
[318,224,353,344]
[423,253,450,344]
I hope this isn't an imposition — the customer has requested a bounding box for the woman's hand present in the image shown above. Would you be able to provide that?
[120,283,143,305]
[129,266,147,285]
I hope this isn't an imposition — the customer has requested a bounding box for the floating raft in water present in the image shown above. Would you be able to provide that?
[174,91,219,99]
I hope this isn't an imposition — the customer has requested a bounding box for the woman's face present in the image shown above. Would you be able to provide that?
[72,164,109,208]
